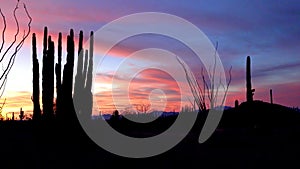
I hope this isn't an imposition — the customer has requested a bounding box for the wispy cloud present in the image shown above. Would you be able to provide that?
[1,0,299,114]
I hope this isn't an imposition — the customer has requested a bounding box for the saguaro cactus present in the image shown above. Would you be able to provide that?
[55,32,62,117]
[19,108,24,121]
[32,33,41,120]
[60,29,75,120]
[62,29,75,98]
[84,31,94,119]
[82,50,89,85]
[42,27,55,120]
[235,100,239,109]
[74,31,94,121]
[270,89,273,104]
[73,31,84,117]
[246,56,254,102]
[48,37,55,117]
[42,27,48,118]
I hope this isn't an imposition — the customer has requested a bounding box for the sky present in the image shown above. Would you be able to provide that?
[0,0,299,118]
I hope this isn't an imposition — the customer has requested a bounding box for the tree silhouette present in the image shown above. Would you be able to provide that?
[135,103,151,114]
[177,43,231,112]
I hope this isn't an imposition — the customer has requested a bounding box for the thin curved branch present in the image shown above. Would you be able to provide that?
[210,41,218,108]
[0,1,20,62]
[7,3,32,71]
[220,66,232,106]
[0,8,6,53]
[177,56,207,111]
[0,98,6,110]
[6,31,26,76]
[0,75,7,98]
[0,2,32,98]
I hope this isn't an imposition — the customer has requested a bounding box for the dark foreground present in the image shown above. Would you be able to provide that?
[1,118,300,169]
[1,101,300,169]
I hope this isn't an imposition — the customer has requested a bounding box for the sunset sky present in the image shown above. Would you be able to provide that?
[0,0,299,117]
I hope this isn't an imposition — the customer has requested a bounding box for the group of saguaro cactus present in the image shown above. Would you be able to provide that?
[32,27,94,121]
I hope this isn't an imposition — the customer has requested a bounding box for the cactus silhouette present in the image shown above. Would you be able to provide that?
[82,49,89,86]
[32,28,94,121]
[83,31,94,120]
[235,100,239,109]
[73,31,84,117]
[270,89,273,104]
[48,36,55,118]
[31,33,41,120]
[55,32,62,117]
[246,56,254,102]
[60,29,76,121]
[42,27,47,117]
[74,31,94,121]
[42,27,55,120]
[19,108,24,121]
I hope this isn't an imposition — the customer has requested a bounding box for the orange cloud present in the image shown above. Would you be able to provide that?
[95,68,187,114]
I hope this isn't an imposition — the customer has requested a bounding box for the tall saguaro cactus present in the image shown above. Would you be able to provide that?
[246,56,254,102]
[32,33,41,120]
[60,29,75,120]
[63,29,75,98]
[86,31,94,94]
[73,31,84,117]
[270,89,273,104]
[42,27,55,120]
[55,33,62,117]
[82,50,89,85]
[84,31,94,120]
[74,31,94,121]
[42,27,48,117]
[48,36,55,116]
